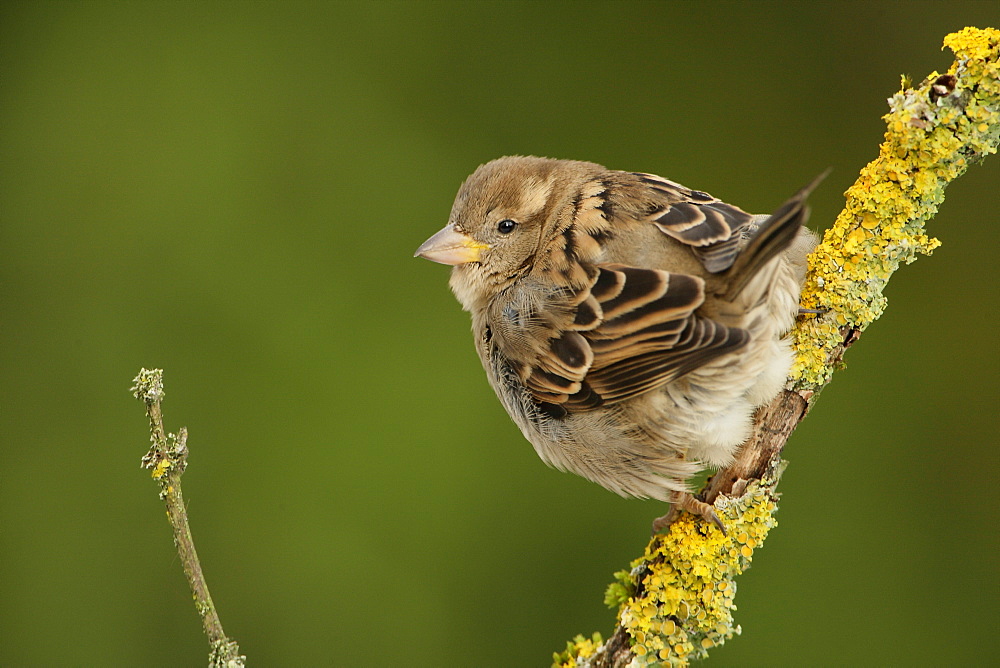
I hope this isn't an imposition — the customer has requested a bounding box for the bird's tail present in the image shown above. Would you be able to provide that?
[722,169,829,301]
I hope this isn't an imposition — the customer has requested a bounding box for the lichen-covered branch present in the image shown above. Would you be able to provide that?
[554,27,999,668]
[131,368,246,668]
[792,27,1000,390]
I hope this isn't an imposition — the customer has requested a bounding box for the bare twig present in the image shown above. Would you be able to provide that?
[131,368,245,668]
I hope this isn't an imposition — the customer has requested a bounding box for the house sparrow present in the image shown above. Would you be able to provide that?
[416,156,819,532]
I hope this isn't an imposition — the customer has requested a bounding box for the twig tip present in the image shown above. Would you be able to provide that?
[131,368,164,403]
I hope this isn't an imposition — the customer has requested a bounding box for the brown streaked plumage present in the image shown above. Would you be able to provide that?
[416,156,820,532]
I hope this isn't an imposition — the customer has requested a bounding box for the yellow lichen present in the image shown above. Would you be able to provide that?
[151,458,171,479]
[791,26,1000,389]
[552,632,603,668]
[599,481,779,667]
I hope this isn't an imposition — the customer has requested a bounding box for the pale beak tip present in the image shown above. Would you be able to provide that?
[413,238,437,260]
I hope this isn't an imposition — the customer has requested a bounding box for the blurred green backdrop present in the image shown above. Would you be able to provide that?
[2,1,998,666]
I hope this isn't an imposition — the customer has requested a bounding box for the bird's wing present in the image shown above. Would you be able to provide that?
[629,172,755,273]
[500,264,749,413]
[630,171,822,290]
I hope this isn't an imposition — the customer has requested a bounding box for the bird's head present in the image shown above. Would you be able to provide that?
[415,156,602,311]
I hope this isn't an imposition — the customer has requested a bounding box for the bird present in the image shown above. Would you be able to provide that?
[415,156,820,532]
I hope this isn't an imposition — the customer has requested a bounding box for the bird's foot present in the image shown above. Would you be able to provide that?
[652,492,727,535]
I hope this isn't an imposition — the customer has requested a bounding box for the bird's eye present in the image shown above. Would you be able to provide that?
[497,219,517,234]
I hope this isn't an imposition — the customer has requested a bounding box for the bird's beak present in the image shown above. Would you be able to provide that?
[414,225,489,265]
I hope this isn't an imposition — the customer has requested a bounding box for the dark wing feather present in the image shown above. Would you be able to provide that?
[574,317,747,408]
[632,172,754,273]
[721,169,829,300]
[514,264,748,413]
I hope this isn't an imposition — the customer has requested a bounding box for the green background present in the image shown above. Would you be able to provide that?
[2,1,998,665]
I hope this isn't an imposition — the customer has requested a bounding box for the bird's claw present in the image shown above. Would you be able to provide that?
[652,493,727,536]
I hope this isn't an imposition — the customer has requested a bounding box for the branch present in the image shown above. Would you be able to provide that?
[131,368,246,668]
[554,27,1000,668]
